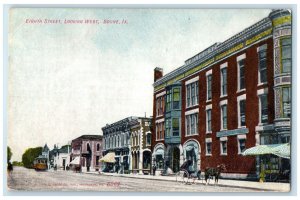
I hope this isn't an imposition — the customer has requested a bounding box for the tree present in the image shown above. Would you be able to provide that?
[12,161,24,166]
[22,147,43,168]
[7,146,12,164]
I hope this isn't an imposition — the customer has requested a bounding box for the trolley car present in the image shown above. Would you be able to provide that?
[33,156,48,171]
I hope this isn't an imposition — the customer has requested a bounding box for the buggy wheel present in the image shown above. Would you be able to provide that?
[182,170,190,184]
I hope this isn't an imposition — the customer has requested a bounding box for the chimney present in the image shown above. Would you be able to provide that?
[154,67,163,82]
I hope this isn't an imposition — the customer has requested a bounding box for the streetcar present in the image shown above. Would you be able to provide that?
[33,156,48,171]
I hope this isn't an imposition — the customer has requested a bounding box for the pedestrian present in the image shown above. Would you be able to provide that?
[152,164,157,176]
[7,162,13,176]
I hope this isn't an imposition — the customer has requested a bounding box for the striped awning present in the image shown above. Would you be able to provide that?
[242,143,290,159]
[99,152,116,163]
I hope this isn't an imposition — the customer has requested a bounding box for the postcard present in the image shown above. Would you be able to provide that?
[6,7,292,193]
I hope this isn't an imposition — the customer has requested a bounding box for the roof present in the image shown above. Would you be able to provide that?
[43,144,49,152]
[73,135,103,141]
[153,11,277,89]
[59,145,71,153]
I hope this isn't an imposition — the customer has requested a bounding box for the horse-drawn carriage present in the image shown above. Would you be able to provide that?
[176,160,201,184]
[176,160,226,185]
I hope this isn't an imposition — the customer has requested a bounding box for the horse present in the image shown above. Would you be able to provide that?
[204,164,226,185]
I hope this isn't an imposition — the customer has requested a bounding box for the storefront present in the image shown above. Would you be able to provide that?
[183,140,200,172]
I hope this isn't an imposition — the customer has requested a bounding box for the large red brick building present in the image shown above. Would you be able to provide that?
[151,9,291,179]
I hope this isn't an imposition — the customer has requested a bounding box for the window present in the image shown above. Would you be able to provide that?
[260,95,268,124]
[282,87,291,118]
[166,90,171,111]
[172,118,180,136]
[238,138,246,154]
[207,75,212,100]
[165,119,171,137]
[186,113,198,136]
[173,88,180,109]
[221,68,227,96]
[117,136,120,147]
[281,37,291,73]
[206,142,212,155]
[146,133,151,145]
[221,141,227,155]
[238,59,245,90]
[206,109,212,133]
[186,116,190,135]
[258,49,267,83]
[186,81,199,107]
[156,123,164,140]
[186,85,191,107]
[156,96,164,116]
[97,143,100,151]
[221,105,227,130]
[121,135,124,146]
[239,99,246,127]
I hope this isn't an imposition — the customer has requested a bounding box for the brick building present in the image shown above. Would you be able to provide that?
[70,135,103,172]
[151,9,291,179]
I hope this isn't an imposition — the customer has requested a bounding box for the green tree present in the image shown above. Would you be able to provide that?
[22,147,42,168]
[12,161,24,166]
[7,146,12,164]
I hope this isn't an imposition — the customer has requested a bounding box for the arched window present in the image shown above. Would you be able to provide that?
[97,143,100,151]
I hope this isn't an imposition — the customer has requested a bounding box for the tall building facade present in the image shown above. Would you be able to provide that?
[151,9,291,179]
[102,116,152,174]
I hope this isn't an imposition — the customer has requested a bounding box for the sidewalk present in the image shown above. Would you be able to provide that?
[84,171,290,192]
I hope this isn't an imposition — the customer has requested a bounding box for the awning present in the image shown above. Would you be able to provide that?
[242,143,290,159]
[99,152,116,163]
[70,157,80,165]
[153,149,164,156]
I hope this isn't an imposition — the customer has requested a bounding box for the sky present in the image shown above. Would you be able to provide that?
[8,8,271,161]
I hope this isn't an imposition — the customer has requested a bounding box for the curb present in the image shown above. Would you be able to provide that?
[84,172,280,192]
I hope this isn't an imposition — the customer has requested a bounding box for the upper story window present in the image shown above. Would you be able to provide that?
[166,86,181,111]
[281,37,292,73]
[166,90,172,111]
[156,121,165,141]
[173,88,180,109]
[239,99,246,127]
[282,87,291,118]
[186,81,199,108]
[165,119,171,137]
[206,109,212,133]
[221,104,227,130]
[186,113,198,136]
[172,118,180,136]
[237,54,246,91]
[156,96,165,116]
[97,143,100,151]
[221,67,227,96]
[260,94,268,124]
[206,75,212,101]
[258,45,267,84]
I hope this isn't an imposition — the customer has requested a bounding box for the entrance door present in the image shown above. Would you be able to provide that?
[63,159,66,170]
[172,147,180,173]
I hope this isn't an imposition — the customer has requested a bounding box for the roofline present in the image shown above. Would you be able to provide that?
[153,15,272,88]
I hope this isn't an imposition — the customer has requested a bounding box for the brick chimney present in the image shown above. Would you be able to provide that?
[154,67,163,82]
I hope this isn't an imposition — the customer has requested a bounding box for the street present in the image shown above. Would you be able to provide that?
[7,167,275,192]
